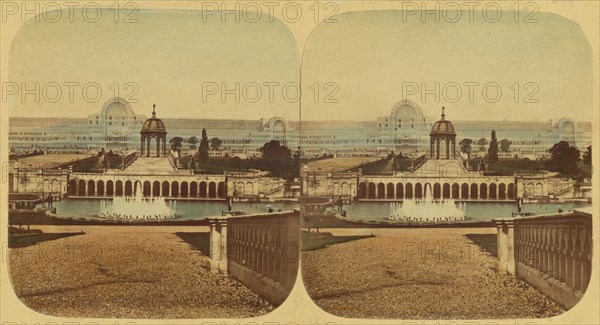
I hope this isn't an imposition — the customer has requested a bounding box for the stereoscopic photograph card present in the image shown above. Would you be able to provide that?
[0,1,598,325]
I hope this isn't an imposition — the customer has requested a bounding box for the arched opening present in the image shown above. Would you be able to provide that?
[333,183,340,197]
[88,180,96,196]
[97,180,105,196]
[442,183,451,199]
[387,183,394,199]
[396,183,403,199]
[489,183,497,199]
[461,183,469,199]
[116,180,123,196]
[200,182,207,198]
[405,183,413,199]
[106,180,114,196]
[235,183,244,196]
[526,183,534,197]
[162,181,170,197]
[452,183,460,199]
[358,183,367,198]
[143,181,151,197]
[415,183,423,199]
[536,183,543,197]
[171,181,179,197]
[43,180,50,194]
[368,183,376,199]
[341,183,350,196]
[78,180,86,196]
[152,181,160,197]
[499,183,506,200]
[190,182,198,197]
[246,182,254,196]
[209,182,217,198]
[470,183,478,199]
[125,181,132,196]
[433,183,441,199]
[507,183,516,199]
[181,182,189,198]
[52,180,61,193]
[217,182,226,198]
[480,183,488,199]
[377,183,385,199]
[68,180,77,196]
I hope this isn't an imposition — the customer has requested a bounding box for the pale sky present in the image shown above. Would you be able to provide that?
[9,9,299,120]
[9,10,592,123]
[301,11,593,122]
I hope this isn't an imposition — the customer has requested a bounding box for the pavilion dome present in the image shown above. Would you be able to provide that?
[430,107,455,135]
[141,105,167,134]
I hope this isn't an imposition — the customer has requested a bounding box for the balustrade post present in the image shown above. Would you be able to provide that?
[207,217,228,274]
[208,218,219,271]
[494,219,515,275]
[218,219,228,273]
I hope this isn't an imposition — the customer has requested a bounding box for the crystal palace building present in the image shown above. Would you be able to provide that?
[9,97,591,159]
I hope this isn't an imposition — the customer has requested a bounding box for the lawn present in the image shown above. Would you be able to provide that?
[306,157,381,173]
[13,154,93,170]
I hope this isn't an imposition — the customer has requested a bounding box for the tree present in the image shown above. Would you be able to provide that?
[547,141,580,175]
[259,140,293,178]
[488,130,499,163]
[169,137,184,152]
[500,139,512,152]
[476,137,488,152]
[210,137,223,151]
[459,139,473,159]
[260,140,292,162]
[188,136,198,149]
[582,145,592,165]
[199,128,209,162]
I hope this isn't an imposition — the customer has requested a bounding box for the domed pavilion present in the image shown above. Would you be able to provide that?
[429,107,456,159]
[140,105,167,157]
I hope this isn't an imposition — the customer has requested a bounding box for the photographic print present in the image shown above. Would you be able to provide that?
[5,7,300,318]
[0,1,598,325]
[300,9,594,320]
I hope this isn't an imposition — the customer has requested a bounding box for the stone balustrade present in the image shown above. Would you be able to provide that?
[494,209,592,309]
[207,210,300,305]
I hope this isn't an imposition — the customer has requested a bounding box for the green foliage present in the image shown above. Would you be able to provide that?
[488,130,499,163]
[259,140,297,179]
[188,136,198,149]
[209,137,222,151]
[169,137,183,152]
[459,139,473,158]
[349,158,391,175]
[476,137,488,152]
[485,158,545,176]
[582,145,591,165]
[181,140,299,179]
[260,140,291,165]
[546,141,581,176]
[500,139,512,152]
[199,128,209,162]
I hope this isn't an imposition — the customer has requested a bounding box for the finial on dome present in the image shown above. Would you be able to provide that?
[152,104,156,117]
[441,107,445,120]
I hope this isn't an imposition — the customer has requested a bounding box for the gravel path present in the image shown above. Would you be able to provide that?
[302,228,565,319]
[9,226,273,318]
